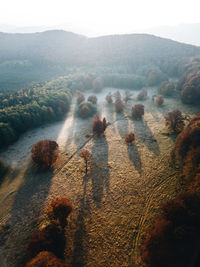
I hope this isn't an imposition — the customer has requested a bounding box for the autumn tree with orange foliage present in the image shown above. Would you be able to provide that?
[131,104,144,119]
[141,191,200,267]
[75,91,85,104]
[31,140,59,168]
[80,149,92,174]
[47,198,72,228]
[87,95,97,105]
[173,113,200,162]
[106,93,113,104]
[92,115,108,135]
[181,70,200,104]
[114,91,124,113]
[155,95,164,105]
[165,110,185,133]
[183,148,200,182]
[26,223,65,260]
[125,132,135,143]
[26,251,66,267]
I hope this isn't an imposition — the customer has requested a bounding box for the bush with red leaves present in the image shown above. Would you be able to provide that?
[75,91,85,104]
[106,93,113,104]
[114,91,124,113]
[47,198,72,227]
[155,95,164,105]
[137,88,147,100]
[141,191,200,267]
[131,104,144,119]
[146,69,168,86]
[158,81,175,96]
[80,150,92,174]
[79,105,91,118]
[189,173,200,193]
[125,132,135,143]
[92,115,107,135]
[165,110,185,133]
[26,223,65,260]
[181,71,200,104]
[123,91,132,103]
[87,95,97,105]
[78,102,97,118]
[31,140,59,168]
[26,251,66,267]
[173,114,200,162]
[183,148,200,182]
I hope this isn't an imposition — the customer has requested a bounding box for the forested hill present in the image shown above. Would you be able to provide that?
[0,30,200,89]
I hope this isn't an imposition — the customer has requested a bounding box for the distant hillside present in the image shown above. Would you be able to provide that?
[143,23,200,46]
[0,30,200,89]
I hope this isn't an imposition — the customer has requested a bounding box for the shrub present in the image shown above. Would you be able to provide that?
[146,69,168,86]
[75,91,85,104]
[0,157,8,177]
[125,132,135,143]
[87,95,97,105]
[141,191,200,267]
[141,219,174,267]
[123,91,132,103]
[92,115,107,135]
[189,173,200,193]
[181,71,200,104]
[114,91,124,113]
[155,95,164,105]
[26,251,66,267]
[174,114,200,161]
[31,140,59,168]
[26,223,65,259]
[183,148,200,182]
[47,198,72,228]
[80,150,92,174]
[131,104,144,119]
[165,110,185,133]
[158,81,175,96]
[78,102,97,118]
[106,93,113,104]
[137,88,147,100]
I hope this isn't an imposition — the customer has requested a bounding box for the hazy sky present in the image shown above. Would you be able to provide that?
[1,0,200,36]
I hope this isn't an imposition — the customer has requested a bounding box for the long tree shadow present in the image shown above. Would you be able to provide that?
[0,161,55,266]
[71,174,90,267]
[116,112,143,174]
[127,144,142,174]
[10,163,54,210]
[133,119,160,156]
[90,135,110,208]
[115,112,129,139]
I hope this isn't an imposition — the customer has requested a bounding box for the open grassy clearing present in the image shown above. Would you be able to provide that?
[0,87,199,266]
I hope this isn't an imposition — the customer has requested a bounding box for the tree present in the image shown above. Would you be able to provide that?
[47,198,73,227]
[131,104,144,119]
[92,115,108,135]
[155,95,164,105]
[80,150,92,174]
[26,251,66,267]
[31,139,59,168]
[165,110,185,133]
[125,132,135,143]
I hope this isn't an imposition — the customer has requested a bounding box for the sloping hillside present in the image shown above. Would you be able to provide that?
[0,30,200,89]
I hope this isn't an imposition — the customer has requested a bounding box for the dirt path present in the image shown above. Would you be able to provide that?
[0,88,199,267]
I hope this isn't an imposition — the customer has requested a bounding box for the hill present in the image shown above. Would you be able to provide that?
[0,30,200,89]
